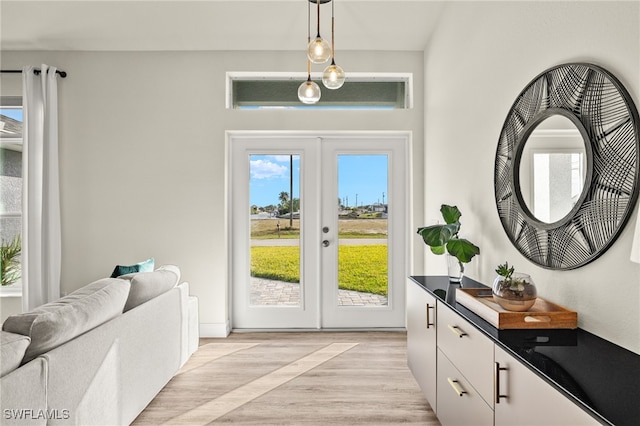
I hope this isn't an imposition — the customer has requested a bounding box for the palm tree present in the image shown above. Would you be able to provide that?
[278,191,289,216]
[1,235,21,286]
[278,191,296,227]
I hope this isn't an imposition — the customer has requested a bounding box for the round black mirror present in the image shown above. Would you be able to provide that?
[495,63,640,270]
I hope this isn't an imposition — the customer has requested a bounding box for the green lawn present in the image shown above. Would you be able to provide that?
[251,245,388,296]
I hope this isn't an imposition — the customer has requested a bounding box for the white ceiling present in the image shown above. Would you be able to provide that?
[0,0,447,52]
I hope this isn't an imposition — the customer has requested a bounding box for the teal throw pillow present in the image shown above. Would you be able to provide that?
[110,257,154,278]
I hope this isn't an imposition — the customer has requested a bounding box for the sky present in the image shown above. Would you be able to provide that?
[0,109,23,121]
[249,154,388,209]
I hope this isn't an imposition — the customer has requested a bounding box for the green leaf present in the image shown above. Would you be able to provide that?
[495,261,514,278]
[440,205,461,225]
[430,245,446,255]
[446,238,480,263]
[417,224,456,248]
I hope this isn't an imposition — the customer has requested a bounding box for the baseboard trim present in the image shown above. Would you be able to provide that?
[199,321,231,338]
[200,324,407,337]
[230,328,407,333]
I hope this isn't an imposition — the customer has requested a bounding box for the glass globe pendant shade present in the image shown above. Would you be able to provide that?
[297,78,321,104]
[322,60,345,89]
[308,37,332,64]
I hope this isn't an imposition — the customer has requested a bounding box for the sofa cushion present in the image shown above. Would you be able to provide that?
[2,278,130,364]
[120,265,180,312]
[0,331,31,377]
[110,257,154,278]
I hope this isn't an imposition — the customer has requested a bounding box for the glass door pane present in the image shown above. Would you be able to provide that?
[336,155,388,307]
[249,154,301,306]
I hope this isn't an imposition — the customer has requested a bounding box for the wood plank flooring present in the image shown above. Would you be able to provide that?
[133,331,439,425]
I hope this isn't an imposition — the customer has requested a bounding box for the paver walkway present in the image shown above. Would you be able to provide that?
[251,238,387,246]
[250,277,388,306]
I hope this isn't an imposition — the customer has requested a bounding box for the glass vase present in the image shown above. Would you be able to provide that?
[492,272,537,312]
[446,254,463,283]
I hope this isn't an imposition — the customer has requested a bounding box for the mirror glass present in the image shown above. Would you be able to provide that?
[518,115,587,223]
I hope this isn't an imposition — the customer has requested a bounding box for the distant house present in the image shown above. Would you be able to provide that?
[278,211,300,219]
[0,114,22,138]
[372,203,387,213]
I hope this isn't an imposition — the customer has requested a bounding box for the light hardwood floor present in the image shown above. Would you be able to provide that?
[133,331,439,425]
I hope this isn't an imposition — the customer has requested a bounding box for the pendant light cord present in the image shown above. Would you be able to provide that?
[331,0,335,62]
[307,0,312,79]
[316,0,321,38]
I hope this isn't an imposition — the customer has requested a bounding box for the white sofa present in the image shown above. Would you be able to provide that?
[0,266,199,425]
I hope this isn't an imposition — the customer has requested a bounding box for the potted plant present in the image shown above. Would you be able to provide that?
[1,235,22,287]
[417,204,480,282]
[492,261,537,311]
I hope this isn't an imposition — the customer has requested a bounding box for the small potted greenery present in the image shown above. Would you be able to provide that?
[492,261,537,311]
[417,204,480,282]
[1,235,21,287]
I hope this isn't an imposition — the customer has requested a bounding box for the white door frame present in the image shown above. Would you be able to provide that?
[227,130,411,330]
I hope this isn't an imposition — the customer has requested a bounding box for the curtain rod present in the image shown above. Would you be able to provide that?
[1,69,67,78]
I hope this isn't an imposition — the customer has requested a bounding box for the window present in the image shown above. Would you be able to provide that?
[227,72,413,110]
[530,150,585,223]
[1,96,23,294]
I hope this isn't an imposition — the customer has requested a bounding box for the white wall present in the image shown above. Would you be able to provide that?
[423,1,640,354]
[0,297,21,323]
[0,50,425,335]
[3,1,638,354]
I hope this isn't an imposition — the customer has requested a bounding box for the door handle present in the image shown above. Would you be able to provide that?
[426,303,435,328]
[495,362,508,404]
[447,377,467,397]
[447,324,467,338]
[322,240,330,247]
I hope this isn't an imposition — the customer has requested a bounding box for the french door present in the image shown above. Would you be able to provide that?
[228,132,409,329]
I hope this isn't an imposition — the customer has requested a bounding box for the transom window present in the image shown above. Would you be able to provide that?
[227,72,412,110]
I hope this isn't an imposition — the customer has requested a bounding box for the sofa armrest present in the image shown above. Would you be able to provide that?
[187,296,199,357]
[177,282,199,367]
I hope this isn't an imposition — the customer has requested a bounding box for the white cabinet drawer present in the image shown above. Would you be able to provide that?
[437,348,493,426]
[437,301,494,405]
[494,345,599,425]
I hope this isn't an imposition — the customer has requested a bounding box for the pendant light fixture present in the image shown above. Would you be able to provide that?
[307,0,331,64]
[298,0,321,104]
[297,68,321,104]
[322,0,345,89]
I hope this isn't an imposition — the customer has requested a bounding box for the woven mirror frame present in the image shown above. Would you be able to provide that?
[495,63,640,270]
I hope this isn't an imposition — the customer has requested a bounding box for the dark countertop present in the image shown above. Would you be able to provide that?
[409,275,640,426]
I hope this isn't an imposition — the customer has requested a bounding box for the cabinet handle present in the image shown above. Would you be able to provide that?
[426,303,435,328]
[495,362,508,404]
[447,377,467,397]
[447,324,467,338]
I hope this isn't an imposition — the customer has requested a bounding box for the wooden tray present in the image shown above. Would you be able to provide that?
[455,288,577,330]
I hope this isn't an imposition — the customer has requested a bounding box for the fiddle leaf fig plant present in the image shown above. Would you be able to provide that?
[417,204,480,272]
